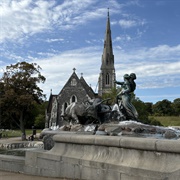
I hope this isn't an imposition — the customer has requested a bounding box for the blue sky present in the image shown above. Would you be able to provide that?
[0,0,180,103]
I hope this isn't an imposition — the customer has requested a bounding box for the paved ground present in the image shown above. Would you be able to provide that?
[0,170,69,180]
[0,133,41,143]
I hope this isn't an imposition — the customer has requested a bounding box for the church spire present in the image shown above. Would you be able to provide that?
[101,8,114,69]
[98,9,116,96]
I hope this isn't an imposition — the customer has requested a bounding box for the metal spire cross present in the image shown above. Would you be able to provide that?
[73,68,76,72]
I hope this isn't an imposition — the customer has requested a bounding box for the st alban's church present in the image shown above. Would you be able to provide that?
[46,11,116,127]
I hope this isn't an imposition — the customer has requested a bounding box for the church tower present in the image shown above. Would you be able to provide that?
[98,10,116,96]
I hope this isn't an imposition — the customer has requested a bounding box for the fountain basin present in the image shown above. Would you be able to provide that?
[24,134,180,180]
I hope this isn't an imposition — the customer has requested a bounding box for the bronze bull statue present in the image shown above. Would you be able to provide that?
[63,98,111,125]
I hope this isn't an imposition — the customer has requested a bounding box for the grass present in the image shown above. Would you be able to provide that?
[0,129,42,138]
[149,116,180,127]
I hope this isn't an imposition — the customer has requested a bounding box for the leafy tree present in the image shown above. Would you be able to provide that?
[102,87,121,105]
[35,114,46,129]
[34,101,48,129]
[152,99,174,116]
[144,102,153,115]
[0,62,46,140]
[132,97,150,124]
[172,98,180,116]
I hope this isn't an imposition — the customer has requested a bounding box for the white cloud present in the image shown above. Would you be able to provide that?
[118,18,146,29]
[114,44,180,89]
[31,46,102,95]
[45,38,64,43]
[114,36,122,42]
[119,19,137,28]
[115,44,180,63]
[0,0,55,43]
[23,44,179,98]
[0,43,179,99]
[0,1,72,42]
[0,0,117,44]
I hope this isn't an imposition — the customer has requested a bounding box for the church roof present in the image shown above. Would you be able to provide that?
[58,69,95,98]
[80,75,95,99]
[46,94,57,113]
[60,71,79,90]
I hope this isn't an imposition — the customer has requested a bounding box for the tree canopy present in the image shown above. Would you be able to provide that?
[0,62,46,140]
[172,98,180,116]
[152,99,174,116]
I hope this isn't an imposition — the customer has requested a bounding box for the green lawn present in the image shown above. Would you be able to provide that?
[0,129,42,138]
[149,116,180,127]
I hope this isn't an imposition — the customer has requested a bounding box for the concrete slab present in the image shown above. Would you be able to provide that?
[0,170,68,180]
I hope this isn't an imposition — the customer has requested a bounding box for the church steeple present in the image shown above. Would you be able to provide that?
[101,8,114,68]
[98,9,116,96]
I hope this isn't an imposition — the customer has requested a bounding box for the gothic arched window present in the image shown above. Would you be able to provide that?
[106,73,110,85]
[71,95,77,103]
[72,96,75,102]
[64,102,68,112]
